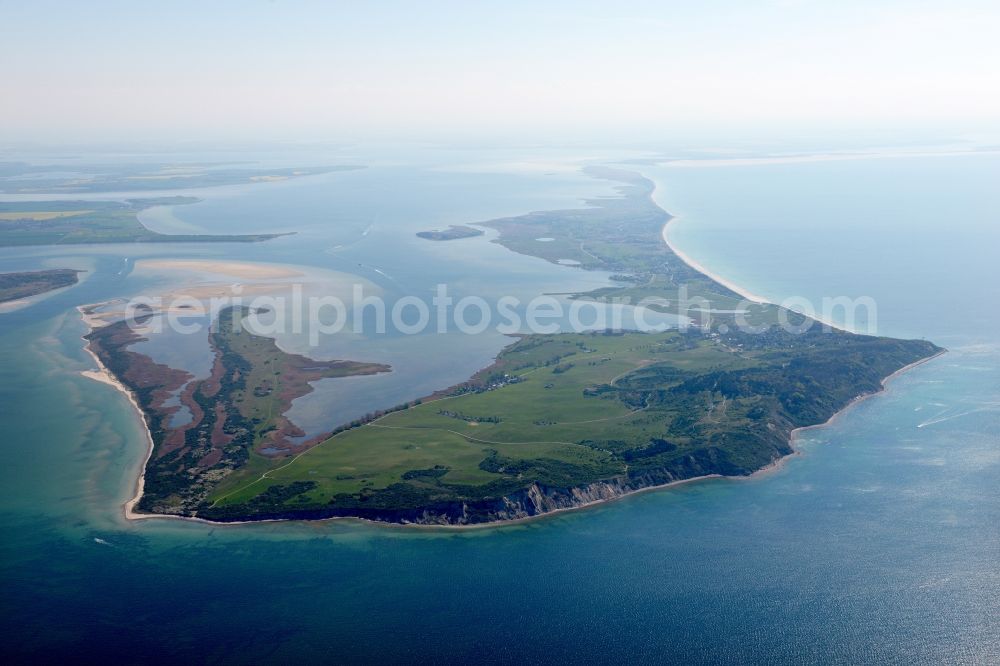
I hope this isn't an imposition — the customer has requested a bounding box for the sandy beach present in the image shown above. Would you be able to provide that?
[660,216,769,304]
[658,212,855,334]
[0,298,31,313]
[77,304,156,520]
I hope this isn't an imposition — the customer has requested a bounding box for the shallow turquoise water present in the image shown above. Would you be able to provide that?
[1,150,998,663]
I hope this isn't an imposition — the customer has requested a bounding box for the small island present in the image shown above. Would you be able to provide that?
[416,225,484,241]
[0,268,81,304]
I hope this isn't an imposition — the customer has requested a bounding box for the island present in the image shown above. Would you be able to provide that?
[416,225,485,241]
[87,167,943,526]
[0,198,283,247]
[0,268,81,304]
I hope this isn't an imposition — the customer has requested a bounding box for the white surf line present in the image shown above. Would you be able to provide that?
[917,408,991,428]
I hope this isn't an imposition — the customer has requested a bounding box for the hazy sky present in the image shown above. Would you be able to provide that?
[2,0,998,143]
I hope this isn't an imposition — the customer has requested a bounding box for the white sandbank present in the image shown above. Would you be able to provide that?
[135,259,302,280]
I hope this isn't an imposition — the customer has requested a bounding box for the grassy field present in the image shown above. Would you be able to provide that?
[207,330,764,509]
[208,331,696,505]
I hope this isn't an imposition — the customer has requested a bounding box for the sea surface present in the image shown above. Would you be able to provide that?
[1,147,998,663]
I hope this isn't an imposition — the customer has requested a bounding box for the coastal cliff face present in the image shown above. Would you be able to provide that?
[409,479,651,526]
[197,438,794,526]
[193,465,758,526]
[414,474,716,526]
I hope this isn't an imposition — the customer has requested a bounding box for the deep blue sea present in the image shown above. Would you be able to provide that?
[1,147,997,663]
